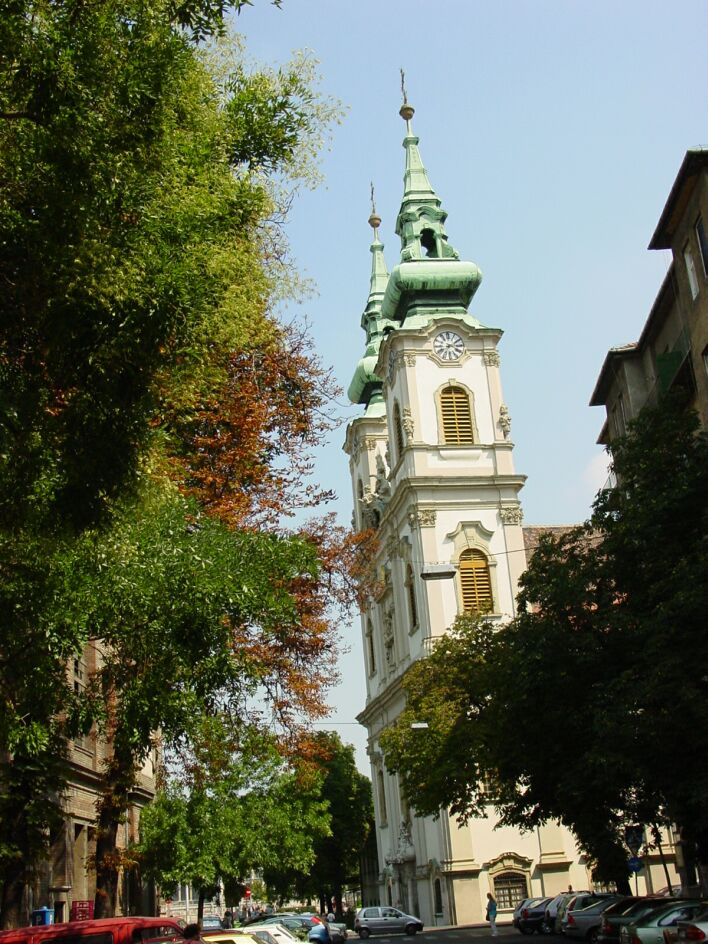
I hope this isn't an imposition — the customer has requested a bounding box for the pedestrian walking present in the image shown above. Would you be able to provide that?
[486,893,498,937]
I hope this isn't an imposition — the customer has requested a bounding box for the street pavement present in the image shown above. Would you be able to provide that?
[349,925,519,944]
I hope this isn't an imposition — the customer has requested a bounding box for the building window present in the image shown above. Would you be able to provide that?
[393,401,405,459]
[440,385,474,444]
[376,768,388,826]
[366,620,376,676]
[696,216,708,277]
[434,878,443,915]
[459,549,493,614]
[399,782,410,822]
[493,872,528,910]
[405,564,419,631]
[684,242,699,300]
[611,392,626,438]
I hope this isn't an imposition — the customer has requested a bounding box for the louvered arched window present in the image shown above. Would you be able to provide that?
[393,401,405,458]
[440,385,474,444]
[459,549,493,614]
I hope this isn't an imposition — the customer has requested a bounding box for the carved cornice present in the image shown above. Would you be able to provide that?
[500,505,524,525]
[407,507,437,529]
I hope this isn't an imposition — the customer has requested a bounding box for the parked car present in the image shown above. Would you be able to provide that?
[622,903,708,944]
[676,909,708,944]
[248,926,303,944]
[0,918,184,944]
[514,901,537,928]
[546,895,590,935]
[354,907,423,938]
[514,898,553,935]
[560,898,620,936]
[202,932,261,944]
[598,899,687,944]
[203,918,225,931]
[564,897,625,942]
[249,916,326,942]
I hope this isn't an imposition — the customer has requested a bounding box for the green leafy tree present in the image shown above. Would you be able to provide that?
[263,733,373,915]
[138,727,330,922]
[382,398,708,893]
[0,0,342,924]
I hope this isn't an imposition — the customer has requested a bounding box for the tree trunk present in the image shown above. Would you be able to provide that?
[0,872,26,930]
[93,731,138,918]
[651,826,674,896]
[615,875,631,896]
[198,890,205,926]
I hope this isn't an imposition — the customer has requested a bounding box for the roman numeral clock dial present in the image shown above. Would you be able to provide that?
[433,331,464,361]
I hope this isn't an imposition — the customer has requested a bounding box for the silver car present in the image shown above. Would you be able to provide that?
[565,897,624,942]
[355,907,424,938]
[622,902,708,944]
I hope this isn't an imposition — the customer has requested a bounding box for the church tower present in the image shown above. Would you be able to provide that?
[344,100,585,924]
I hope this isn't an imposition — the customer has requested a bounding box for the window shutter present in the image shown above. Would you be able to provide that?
[459,549,492,613]
[440,386,474,444]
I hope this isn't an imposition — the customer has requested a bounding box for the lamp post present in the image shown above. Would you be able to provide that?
[420,564,457,581]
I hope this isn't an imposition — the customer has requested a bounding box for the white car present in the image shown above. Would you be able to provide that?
[251,925,302,944]
[675,910,708,944]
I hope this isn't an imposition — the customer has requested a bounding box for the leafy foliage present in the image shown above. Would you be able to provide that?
[138,727,329,916]
[0,0,347,924]
[263,732,373,913]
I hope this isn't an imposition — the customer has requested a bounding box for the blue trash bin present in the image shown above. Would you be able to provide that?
[31,906,55,926]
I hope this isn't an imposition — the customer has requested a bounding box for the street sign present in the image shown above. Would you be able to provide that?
[627,856,644,873]
[625,825,644,855]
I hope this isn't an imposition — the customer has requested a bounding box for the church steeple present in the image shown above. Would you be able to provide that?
[363,190,390,341]
[395,77,459,263]
[347,197,392,412]
[379,91,483,329]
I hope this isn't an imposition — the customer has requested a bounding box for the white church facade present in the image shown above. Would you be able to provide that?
[344,100,590,926]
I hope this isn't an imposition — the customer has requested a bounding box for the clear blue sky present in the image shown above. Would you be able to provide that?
[236,0,708,770]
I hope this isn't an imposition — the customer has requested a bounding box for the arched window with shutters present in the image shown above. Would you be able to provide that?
[393,401,405,459]
[459,548,493,614]
[434,878,443,916]
[439,385,475,445]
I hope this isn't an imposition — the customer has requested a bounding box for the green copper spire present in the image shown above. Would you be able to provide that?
[362,187,390,341]
[380,87,483,328]
[395,86,459,263]
[348,197,392,410]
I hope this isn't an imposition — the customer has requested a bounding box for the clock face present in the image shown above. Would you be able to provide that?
[433,331,464,361]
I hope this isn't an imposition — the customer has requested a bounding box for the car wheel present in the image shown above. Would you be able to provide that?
[405,927,418,937]
[542,923,554,936]
[359,931,371,940]
[588,931,599,944]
